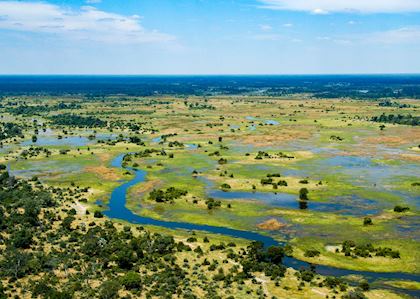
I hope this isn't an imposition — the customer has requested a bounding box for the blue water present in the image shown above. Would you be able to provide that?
[21,132,116,147]
[103,154,420,295]
[246,116,279,127]
[284,155,420,209]
[21,136,91,147]
[209,189,379,216]
[200,173,379,216]
[152,136,162,143]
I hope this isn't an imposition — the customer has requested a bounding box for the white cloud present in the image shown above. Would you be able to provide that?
[312,8,328,15]
[368,27,420,44]
[282,23,293,27]
[258,0,420,14]
[86,0,101,4]
[313,27,420,45]
[0,1,174,44]
[259,24,272,31]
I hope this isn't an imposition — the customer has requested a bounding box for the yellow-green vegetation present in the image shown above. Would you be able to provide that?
[383,280,420,290]
[0,95,418,298]
[291,238,419,273]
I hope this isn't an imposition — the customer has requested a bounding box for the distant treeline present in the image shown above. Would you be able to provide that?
[5,102,81,116]
[50,114,106,128]
[1,75,420,98]
[378,100,411,108]
[371,113,419,126]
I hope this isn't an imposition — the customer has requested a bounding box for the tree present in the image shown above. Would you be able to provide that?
[99,280,120,299]
[363,217,373,226]
[299,188,309,200]
[115,247,136,269]
[121,271,142,290]
[94,211,104,218]
[267,246,284,264]
[11,228,33,249]
[359,280,369,291]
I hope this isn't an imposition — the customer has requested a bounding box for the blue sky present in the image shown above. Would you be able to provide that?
[0,0,419,74]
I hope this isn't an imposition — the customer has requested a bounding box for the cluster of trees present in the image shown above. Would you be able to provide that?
[378,100,411,108]
[157,133,178,144]
[240,241,287,280]
[260,175,289,190]
[255,151,295,160]
[123,149,166,165]
[394,205,410,212]
[19,146,52,159]
[371,113,419,126]
[0,162,377,298]
[330,135,344,141]
[168,141,184,148]
[6,102,82,116]
[0,167,279,298]
[50,114,107,128]
[340,240,400,259]
[2,75,420,98]
[187,103,216,110]
[148,187,188,203]
[205,198,222,210]
[0,122,23,141]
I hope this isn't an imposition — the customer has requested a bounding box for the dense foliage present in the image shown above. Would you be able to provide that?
[50,114,107,128]
[0,170,312,298]
[148,187,188,203]
[371,113,419,126]
[0,122,23,141]
[1,75,419,98]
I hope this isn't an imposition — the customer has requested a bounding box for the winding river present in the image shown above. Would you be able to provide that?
[104,154,420,297]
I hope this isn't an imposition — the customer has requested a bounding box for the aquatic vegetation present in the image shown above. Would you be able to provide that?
[0,94,418,298]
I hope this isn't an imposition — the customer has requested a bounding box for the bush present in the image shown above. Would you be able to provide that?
[363,217,373,225]
[342,290,367,299]
[120,271,142,290]
[221,183,231,190]
[359,280,369,291]
[94,211,104,218]
[394,205,410,212]
[304,249,320,258]
[99,280,120,299]
[11,228,33,249]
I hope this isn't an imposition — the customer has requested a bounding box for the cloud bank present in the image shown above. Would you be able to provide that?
[0,1,174,43]
[259,0,420,14]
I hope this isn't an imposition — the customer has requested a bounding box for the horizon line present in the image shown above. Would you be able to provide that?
[1,73,420,76]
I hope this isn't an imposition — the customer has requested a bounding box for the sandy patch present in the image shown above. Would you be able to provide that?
[400,154,420,162]
[130,179,161,197]
[257,218,286,230]
[98,152,112,163]
[73,201,87,215]
[325,245,340,253]
[85,165,120,180]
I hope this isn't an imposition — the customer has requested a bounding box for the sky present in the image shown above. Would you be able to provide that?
[0,0,419,74]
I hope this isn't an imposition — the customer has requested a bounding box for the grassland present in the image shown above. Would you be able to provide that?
[0,95,418,297]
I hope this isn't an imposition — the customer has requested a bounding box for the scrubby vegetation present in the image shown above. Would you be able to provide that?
[341,240,401,259]
[371,113,419,126]
[148,187,188,203]
[0,91,418,298]
[50,114,107,128]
